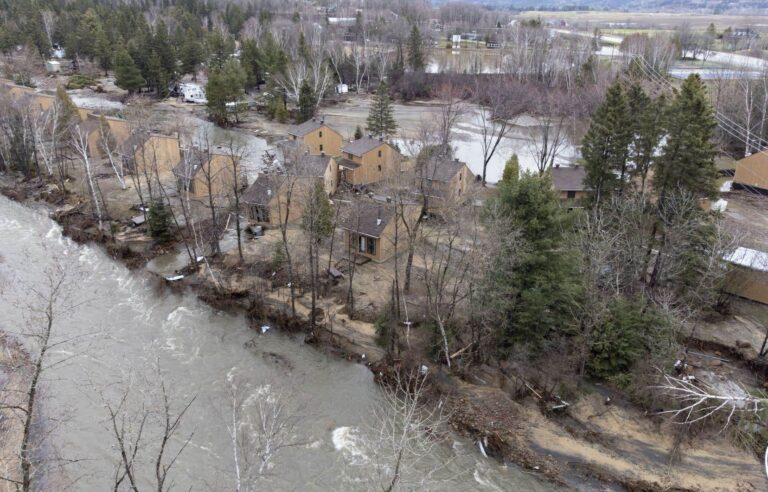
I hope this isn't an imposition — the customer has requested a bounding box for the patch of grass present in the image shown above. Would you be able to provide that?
[66,74,97,90]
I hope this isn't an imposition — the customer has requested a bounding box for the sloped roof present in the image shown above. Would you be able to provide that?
[724,246,768,272]
[421,158,468,182]
[118,131,151,156]
[242,174,281,205]
[172,149,207,179]
[286,154,331,177]
[342,137,387,157]
[551,165,589,192]
[287,118,337,137]
[339,200,395,238]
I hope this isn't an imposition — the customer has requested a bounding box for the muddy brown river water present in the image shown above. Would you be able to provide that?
[0,195,558,490]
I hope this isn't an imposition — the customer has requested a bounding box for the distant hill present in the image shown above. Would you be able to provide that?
[434,0,768,14]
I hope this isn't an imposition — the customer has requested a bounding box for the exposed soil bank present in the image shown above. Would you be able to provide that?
[2,173,765,491]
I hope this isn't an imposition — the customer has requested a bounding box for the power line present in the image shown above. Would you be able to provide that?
[630,55,768,195]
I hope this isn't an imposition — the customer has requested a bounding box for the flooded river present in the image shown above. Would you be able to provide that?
[0,195,556,490]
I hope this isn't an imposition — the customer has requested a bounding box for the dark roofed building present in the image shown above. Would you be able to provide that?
[421,158,466,182]
[288,119,325,137]
[339,137,401,185]
[342,136,387,157]
[550,164,590,205]
[287,117,343,156]
[337,198,421,262]
[418,158,474,212]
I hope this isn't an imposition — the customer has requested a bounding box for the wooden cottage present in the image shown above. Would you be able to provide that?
[120,131,181,177]
[338,198,421,263]
[241,154,337,225]
[724,246,768,305]
[550,164,590,205]
[418,158,474,212]
[338,137,402,186]
[287,118,344,157]
[733,151,768,193]
[173,148,237,198]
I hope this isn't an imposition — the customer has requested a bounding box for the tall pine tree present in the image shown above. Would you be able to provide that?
[297,80,315,123]
[582,80,632,203]
[483,172,580,352]
[115,47,145,94]
[627,84,666,196]
[366,82,397,138]
[653,74,717,199]
[406,24,424,72]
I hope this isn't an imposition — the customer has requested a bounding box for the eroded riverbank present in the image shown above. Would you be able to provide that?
[2,174,766,491]
[0,183,556,491]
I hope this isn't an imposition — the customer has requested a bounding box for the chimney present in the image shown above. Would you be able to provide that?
[321,151,325,156]
[376,207,382,226]
[320,116,325,124]
[554,164,560,168]
[454,157,459,162]
[267,189,272,196]
[573,164,580,169]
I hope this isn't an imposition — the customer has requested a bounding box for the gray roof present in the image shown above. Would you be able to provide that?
[339,200,395,238]
[119,131,151,156]
[242,175,281,205]
[421,158,467,182]
[342,137,387,157]
[551,165,588,192]
[287,118,332,137]
[286,154,331,177]
[172,149,207,179]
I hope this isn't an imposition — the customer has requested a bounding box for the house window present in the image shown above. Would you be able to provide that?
[378,165,382,172]
[567,191,576,199]
[319,144,324,152]
[251,205,270,223]
[378,150,382,157]
[358,235,376,255]
[319,131,323,138]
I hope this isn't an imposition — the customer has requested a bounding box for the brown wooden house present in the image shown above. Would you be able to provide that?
[241,154,337,225]
[120,131,181,177]
[733,151,768,193]
[550,164,590,205]
[338,198,421,263]
[287,118,344,157]
[418,158,474,212]
[723,246,768,305]
[338,137,402,186]
[173,148,237,198]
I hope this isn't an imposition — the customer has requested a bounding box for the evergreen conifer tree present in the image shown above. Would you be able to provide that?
[297,80,315,123]
[148,200,173,243]
[582,80,632,203]
[484,172,580,352]
[627,84,666,195]
[366,82,397,138]
[115,47,144,94]
[407,24,424,72]
[501,154,519,185]
[653,74,717,199]
[354,125,363,140]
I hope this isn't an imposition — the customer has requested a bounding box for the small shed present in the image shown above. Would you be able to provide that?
[723,246,768,304]
[45,60,61,73]
[335,83,349,94]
